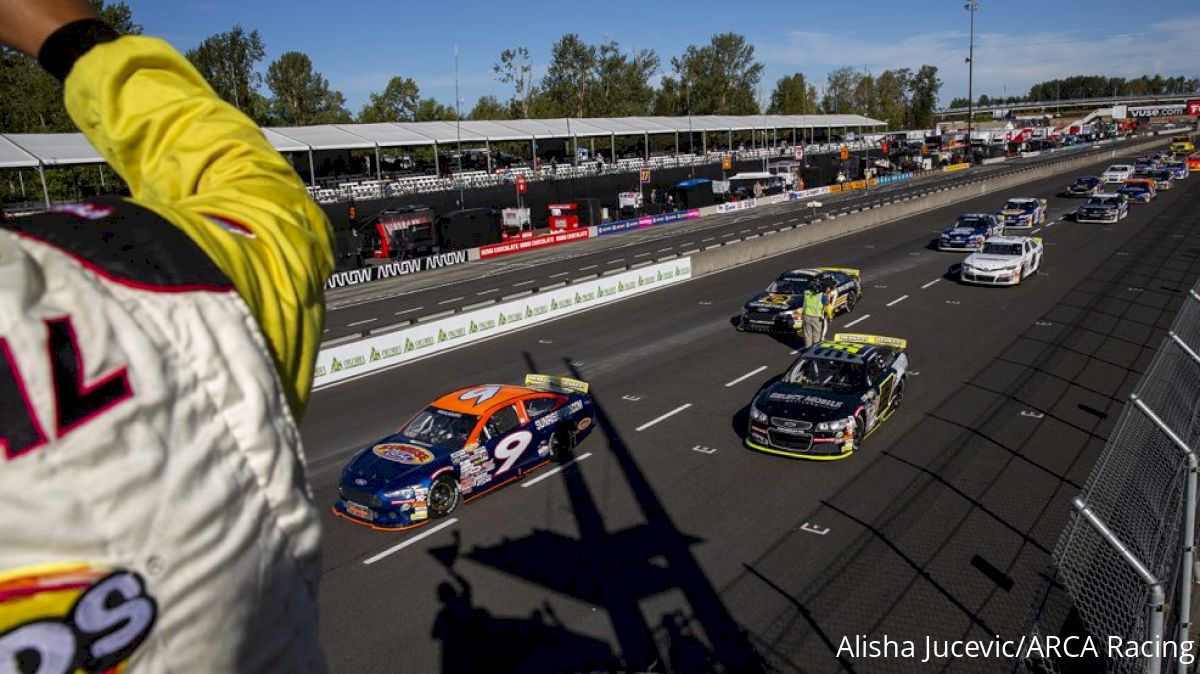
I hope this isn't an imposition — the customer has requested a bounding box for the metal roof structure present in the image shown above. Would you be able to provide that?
[0,113,885,166]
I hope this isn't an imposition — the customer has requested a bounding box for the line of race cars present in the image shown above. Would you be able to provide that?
[332,139,1194,530]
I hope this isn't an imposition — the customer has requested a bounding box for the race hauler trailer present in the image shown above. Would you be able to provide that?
[436,208,504,250]
[362,206,438,261]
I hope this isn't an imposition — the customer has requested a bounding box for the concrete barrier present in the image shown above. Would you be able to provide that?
[690,137,1166,277]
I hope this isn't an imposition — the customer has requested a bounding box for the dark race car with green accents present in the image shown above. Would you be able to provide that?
[746,333,909,460]
[737,267,862,333]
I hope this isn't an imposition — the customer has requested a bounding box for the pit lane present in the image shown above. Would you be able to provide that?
[304,145,1200,673]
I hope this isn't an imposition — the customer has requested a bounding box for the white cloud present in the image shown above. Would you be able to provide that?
[759,17,1200,102]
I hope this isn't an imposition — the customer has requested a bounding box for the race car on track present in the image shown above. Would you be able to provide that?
[1102,164,1134,184]
[1062,176,1104,197]
[1118,179,1156,204]
[996,197,1047,229]
[1165,160,1189,180]
[1172,135,1196,155]
[334,374,596,530]
[1075,193,1129,223]
[738,267,862,333]
[1144,168,1174,191]
[960,235,1044,286]
[745,333,909,460]
[1187,152,1200,172]
[936,213,1004,251]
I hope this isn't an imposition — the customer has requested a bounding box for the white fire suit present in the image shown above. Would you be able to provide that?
[0,35,333,673]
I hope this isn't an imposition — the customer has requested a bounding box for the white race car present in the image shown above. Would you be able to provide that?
[1075,193,1129,223]
[960,235,1044,286]
[1102,164,1134,183]
[996,197,1047,229]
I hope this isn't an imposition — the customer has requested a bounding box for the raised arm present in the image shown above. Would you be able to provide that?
[0,1,335,416]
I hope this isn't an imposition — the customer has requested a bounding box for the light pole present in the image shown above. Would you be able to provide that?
[454,45,464,208]
[685,76,695,179]
[965,0,979,164]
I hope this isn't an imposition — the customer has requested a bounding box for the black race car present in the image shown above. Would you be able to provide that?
[1062,176,1103,197]
[737,267,862,333]
[745,333,909,460]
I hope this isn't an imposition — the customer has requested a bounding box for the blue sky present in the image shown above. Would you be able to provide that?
[122,0,1200,113]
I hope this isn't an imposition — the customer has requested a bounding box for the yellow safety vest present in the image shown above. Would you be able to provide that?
[803,290,824,317]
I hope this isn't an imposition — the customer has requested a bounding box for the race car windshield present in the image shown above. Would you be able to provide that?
[1004,201,1033,211]
[785,357,864,390]
[981,243,1022,256]
[400,407,478,449]
[956,217,986,227]
[1086,197,1118,206]
[768,279,812,294]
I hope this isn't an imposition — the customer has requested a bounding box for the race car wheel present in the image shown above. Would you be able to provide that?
[428,476,460,518]
[550,425,576,462]
[850,414,865,452]
[846,292,859,313]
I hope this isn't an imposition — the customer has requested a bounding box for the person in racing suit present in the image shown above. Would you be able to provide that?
[0,2,331,671]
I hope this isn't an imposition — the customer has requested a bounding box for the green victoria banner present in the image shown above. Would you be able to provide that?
[314,258,693,387]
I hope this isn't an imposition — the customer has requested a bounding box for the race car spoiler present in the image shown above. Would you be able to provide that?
[814,267,861,281]
[524,374,590,395]
[833,333,907,349]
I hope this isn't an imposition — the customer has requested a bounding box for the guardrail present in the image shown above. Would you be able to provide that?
[1020,282,1200,674]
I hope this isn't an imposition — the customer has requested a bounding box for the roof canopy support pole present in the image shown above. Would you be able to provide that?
[530,138,537,168]
[727,129,732,152]
[434,142,440,176]
[701,131,706,155]
[610,134,615,164]
[674,131,679,156]
[374,145,382,182]
[307,148,316,188]
[98,164,106,190]
[643,132,649,161]
[37,163,49,208]
[19,170,26,199]
[486,140,492,173]
[792,127,797,147]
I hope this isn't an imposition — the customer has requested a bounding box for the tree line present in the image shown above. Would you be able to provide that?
[948,74,1200,108]
[0,3,945,135]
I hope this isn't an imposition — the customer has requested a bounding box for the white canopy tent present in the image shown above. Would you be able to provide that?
[3,113,885,205]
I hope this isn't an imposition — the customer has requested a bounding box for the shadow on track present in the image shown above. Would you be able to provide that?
[439,352,768,673]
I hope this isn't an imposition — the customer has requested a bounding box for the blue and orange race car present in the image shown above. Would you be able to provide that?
[335,374,596,530]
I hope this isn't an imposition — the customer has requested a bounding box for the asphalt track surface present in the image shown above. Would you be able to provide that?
[303,144,1200,673]
[320,141,1153,341]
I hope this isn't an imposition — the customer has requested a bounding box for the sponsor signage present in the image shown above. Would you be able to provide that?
[313,258,694,387]
[787,186,833,201]
[1188,100,1200,116]
[1127,103,1188,118]
[794,146,805,161]
[942,162,970,173]
[478,228,590,259]
[326,250,470,290]
[721,155,732,170]
[516,174,527,194]
[595,209,701,236]
[639,168,652,184]
[716,199,757,213]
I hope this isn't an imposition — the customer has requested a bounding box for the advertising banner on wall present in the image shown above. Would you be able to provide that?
[313,258,694,387]
[478,228,590,259]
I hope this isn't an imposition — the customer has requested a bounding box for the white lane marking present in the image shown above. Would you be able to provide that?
[721,232,737,238]
[886,295,909,307]
[657,247,674,252]
[363,518,459,565]
[477,289,499,295]
[844,314,871,328]
[549,272,569,278]
[521,453,593,488]
[636,403,693,432]
[346,318,378,327]
[607,258,626,264]
[394,307,423,316]
[789,350,799,355]
[634,252,652,258]
[701,236,716,242]
[513,280,536,286]
[579,264,598,271]
[725,365,768,388]
[921,279,941,289]
[437,296,465,305]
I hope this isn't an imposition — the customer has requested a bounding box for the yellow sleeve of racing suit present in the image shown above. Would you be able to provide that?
[61,36,333,418]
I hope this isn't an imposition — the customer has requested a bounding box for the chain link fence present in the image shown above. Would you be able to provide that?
[1022,282,1200,674]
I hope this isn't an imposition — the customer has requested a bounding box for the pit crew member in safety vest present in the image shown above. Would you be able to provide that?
[0,2,331,671]
[802,287,827,348]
